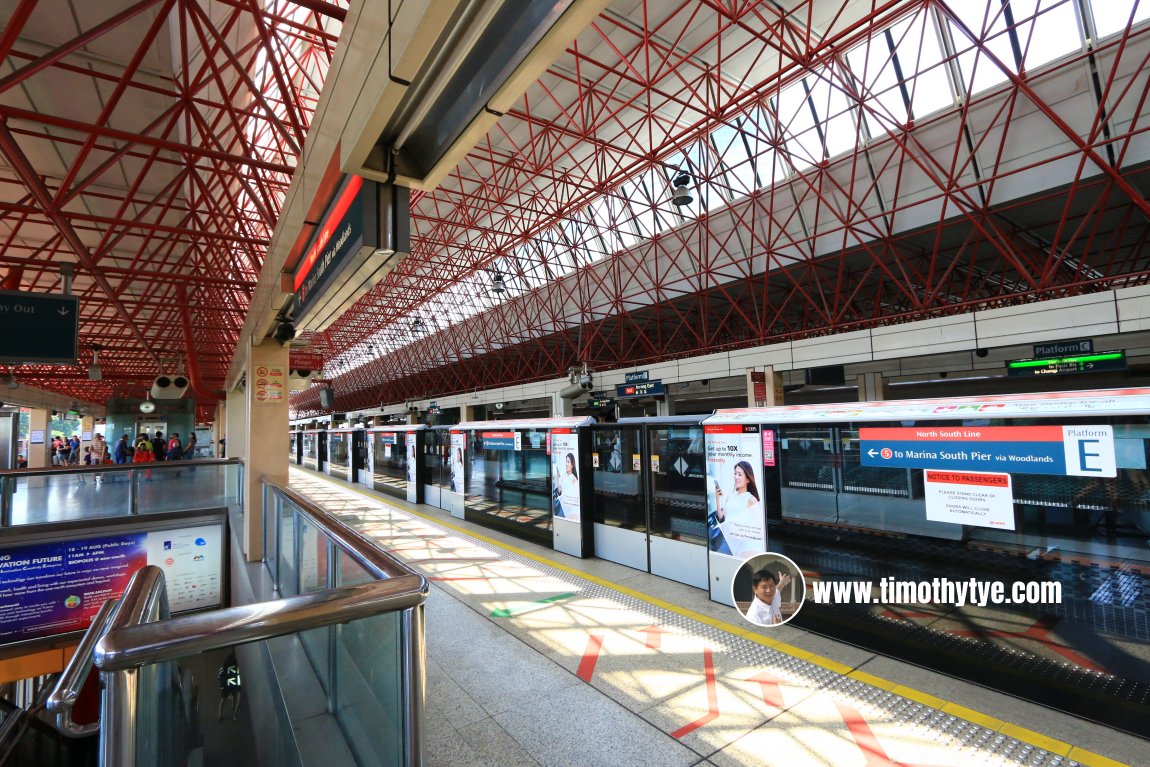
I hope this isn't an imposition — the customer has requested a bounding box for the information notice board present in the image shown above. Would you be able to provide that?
[0,523,224,644]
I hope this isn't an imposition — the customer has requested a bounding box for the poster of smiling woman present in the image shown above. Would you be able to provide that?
[550,429,581,522]
[704,424,766,559]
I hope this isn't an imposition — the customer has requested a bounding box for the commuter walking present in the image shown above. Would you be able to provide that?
[90,435,108,484]
[166,433,183,461]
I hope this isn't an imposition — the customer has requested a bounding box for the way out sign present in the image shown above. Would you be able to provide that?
[0,291,80,365]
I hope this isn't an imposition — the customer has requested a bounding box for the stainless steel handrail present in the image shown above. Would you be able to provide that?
[0,457,241,478]
[95,566,170,767]
[46,600,118,737]
[0,458,243,527]
[95,575,427,671]
[268,479,415,579]
[93,480,429,766]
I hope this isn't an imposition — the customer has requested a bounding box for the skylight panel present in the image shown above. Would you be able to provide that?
[1089,0,1150,38]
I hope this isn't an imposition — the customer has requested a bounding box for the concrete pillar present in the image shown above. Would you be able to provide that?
[241,340,288,561]
[746,366,785,407]
[80,415,94,448]
[857,372,887,402]
[766,366,784,406]
[27,408,49,468]
[461,404,479,422]
[225,388,246,462]
[656,396,674,417]
[551,392,573,417]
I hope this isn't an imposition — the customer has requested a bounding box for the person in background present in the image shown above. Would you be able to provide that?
[68,434,81,465]
[89,434,108,484]
[152,430,166,462]
[16,455,27,469]
[184,433,198,460]
[51,436,65,466]
[114,434,133,464]
[166,433,183,461]
[133,436,155,479]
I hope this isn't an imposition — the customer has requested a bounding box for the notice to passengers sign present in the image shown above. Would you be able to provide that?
[0,291,79,365]
[924,471,1015,530]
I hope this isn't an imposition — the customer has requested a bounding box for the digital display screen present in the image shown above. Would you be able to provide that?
[0,523,224,643]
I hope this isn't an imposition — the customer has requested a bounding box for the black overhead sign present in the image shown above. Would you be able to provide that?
[290,175,410,332]
[0,291,79,365]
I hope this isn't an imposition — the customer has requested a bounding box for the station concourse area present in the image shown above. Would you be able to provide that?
[286,464,1147,767]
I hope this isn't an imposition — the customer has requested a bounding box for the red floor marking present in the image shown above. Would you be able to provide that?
[577,633,604,682]
[835,702,950,767]
[671,647,719,738]
[639,625,665,649]
[746,670,785,709]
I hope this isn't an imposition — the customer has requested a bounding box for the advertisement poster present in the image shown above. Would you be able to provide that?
[449,431,466,495]
[0,524,223,643]
[924,471,1015,530]
[550,430,581,522]
[406,433,417,486]
[704,424,766,558]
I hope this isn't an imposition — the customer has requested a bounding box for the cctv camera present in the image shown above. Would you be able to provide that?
[559,382,589,399]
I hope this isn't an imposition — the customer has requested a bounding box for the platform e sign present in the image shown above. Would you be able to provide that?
[1062,426,1116,477]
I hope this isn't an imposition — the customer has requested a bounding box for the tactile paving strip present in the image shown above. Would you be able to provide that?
[290,471,1117,767]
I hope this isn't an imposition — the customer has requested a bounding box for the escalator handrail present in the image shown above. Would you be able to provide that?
[45,599,119,737]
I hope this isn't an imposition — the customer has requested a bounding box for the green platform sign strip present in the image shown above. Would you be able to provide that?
[0,291,79,365]
[1007,351,1126,377]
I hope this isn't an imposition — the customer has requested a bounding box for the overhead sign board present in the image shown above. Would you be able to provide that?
[859,425,1115,477]
[1007,351,1125,377]
[1034,339,1093,358]
[0,291,79,365]
[624,371,650,383]
[482,431,518,451]
[617,381,665,398]
[290,175,410,333]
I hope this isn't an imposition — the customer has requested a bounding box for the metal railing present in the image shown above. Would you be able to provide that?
[0,458,244,526]
[45,600,119,737]
[90,477,428,767]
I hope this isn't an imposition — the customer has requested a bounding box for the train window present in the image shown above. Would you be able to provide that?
[592,428,644,531]
[648,426,707,545]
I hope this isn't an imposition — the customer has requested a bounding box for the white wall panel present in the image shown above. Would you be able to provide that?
[792,329,873,365]
[975,293,1118,347]
[677,352,730,379]
[871,315,976,360]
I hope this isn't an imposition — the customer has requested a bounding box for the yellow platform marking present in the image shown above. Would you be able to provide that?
[290,468,1131,767]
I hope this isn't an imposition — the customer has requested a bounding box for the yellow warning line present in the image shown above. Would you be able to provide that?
[290,467,1129,767]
